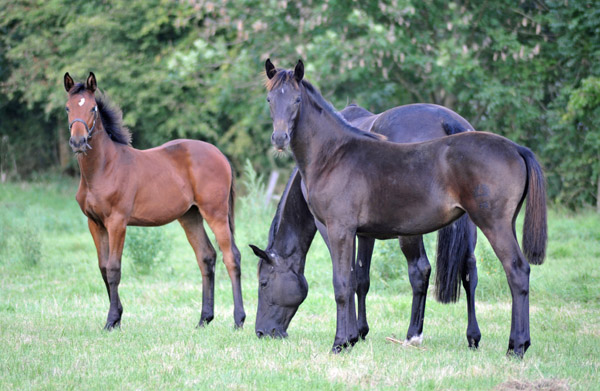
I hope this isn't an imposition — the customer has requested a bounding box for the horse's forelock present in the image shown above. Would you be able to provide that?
[265,70,299,91]
[68,83,88,96]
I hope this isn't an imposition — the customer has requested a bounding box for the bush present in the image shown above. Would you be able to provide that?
[124,226,172,274]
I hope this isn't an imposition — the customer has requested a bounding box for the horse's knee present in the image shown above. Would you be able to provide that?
[408,257,430,293]
[223,255,241,277]
[333,278,354,304]
[418,258,432,278]
[201,253,216,276]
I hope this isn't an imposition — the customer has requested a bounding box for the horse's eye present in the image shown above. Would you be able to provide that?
[266,97,271,103]
[65,107,69,112]
[260,280,268,288]
[295,97,301,103]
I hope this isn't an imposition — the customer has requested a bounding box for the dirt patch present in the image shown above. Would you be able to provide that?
[495,378,569,391]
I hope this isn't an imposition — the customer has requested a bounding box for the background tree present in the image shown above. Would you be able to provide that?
[0,0,598,210]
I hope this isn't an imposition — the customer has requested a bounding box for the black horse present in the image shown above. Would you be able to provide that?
[263,59,546,357]
[251,102,482,347]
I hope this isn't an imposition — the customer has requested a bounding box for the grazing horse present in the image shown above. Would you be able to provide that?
[63,72,245,329]
[264,60,546,357]
[251,103,482,348]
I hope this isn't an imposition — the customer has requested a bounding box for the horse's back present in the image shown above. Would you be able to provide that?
[372,104,474,143]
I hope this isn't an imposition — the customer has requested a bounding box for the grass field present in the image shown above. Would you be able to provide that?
[1,175,599,390]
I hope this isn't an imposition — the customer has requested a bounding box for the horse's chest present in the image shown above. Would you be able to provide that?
[77,189,112,222]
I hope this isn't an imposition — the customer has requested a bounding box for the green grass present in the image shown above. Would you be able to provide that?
[0,178,598,390]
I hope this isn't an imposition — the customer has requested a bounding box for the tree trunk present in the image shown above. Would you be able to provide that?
[597,174,600,214]
[57,120,70,169]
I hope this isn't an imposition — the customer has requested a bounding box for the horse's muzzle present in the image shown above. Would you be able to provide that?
[271,131,290,151]
[69,135,92,154]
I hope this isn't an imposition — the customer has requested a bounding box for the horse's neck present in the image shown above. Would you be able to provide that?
[292,96,351,181]
[77,127,121,187]
[267,170,317,273]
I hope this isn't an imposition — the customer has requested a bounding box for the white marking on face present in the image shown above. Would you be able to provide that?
[281,88,284,94]
[78,98,85,106]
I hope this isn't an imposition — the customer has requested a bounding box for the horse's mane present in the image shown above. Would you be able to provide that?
[265,69,384,142]
[69,83,132,146]
[266,167,299,250]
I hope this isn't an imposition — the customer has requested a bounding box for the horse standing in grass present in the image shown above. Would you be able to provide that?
[63,72,245,329]
[264,60,546,357]
[250,102,482,348]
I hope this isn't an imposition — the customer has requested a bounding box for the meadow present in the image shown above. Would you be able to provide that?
[0,172,598,390]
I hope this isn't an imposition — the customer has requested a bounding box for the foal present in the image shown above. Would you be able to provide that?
[64,72,245,329]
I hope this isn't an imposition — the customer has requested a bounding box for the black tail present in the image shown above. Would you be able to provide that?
[435,117,475,303]
[519,146,547,265]
[435,215,473,303]
[228,161,236,236]
[442,119,472,135]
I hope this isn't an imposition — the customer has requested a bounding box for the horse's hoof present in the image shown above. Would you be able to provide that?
[103,319,121,331]
[234,312,246,329]
[468,337,480,349]
[331,344,345,354]
[358,326,369,340]
[197,315,214,328]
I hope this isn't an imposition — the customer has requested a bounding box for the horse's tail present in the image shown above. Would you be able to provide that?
[435,215,472,303]
[518,146,547,265]
[228,161,236,236]
[434,118,474,303]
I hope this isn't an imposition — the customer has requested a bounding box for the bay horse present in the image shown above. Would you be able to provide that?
[251,102,482,348]
[63,72,245,329]
[263,60,546,357]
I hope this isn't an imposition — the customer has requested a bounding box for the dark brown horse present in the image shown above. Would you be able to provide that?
[264,60,546,357]
[251,102,482,348]
[63,72,245,329]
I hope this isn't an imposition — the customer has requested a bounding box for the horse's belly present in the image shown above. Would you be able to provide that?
[128,175,193,226]
[357,195,461,236]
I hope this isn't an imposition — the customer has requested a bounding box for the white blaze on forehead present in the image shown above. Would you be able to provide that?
[78,98,85,106]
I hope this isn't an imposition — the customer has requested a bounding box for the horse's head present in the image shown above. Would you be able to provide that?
[63,72,99,154]
[264,59,304,151]
[249,244,308,338]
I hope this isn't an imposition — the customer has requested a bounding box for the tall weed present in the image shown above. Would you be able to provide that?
[124,226,172,274]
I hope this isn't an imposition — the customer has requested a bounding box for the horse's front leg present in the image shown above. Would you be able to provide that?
[103,216,127,330]
[88,219,110,302]
[328,225,359,353]
[356,235,374,340]
[399,235,431,345]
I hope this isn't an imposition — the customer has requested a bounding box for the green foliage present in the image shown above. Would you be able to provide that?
[124,226,172,274]
[1,0,599,209]
[0,204,43,267]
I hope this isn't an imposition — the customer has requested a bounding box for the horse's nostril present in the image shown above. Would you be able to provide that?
[256,330,264,338]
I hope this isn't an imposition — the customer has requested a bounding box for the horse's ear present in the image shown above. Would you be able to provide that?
[86,72,97,93]
[293,59,304,83]
[249,244,275,265]
[265,58,277,80]
[64,72,74,92]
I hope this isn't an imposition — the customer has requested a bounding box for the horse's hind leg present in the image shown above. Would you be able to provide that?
[203,212,246,328]
[356,235,374,340]
[481,225,531,357]
[178,208,217,327]
[400,235,431,345]
[462,219,481,348]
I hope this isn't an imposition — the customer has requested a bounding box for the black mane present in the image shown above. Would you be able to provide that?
[300,80,384,141]
[69,83,131,145]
